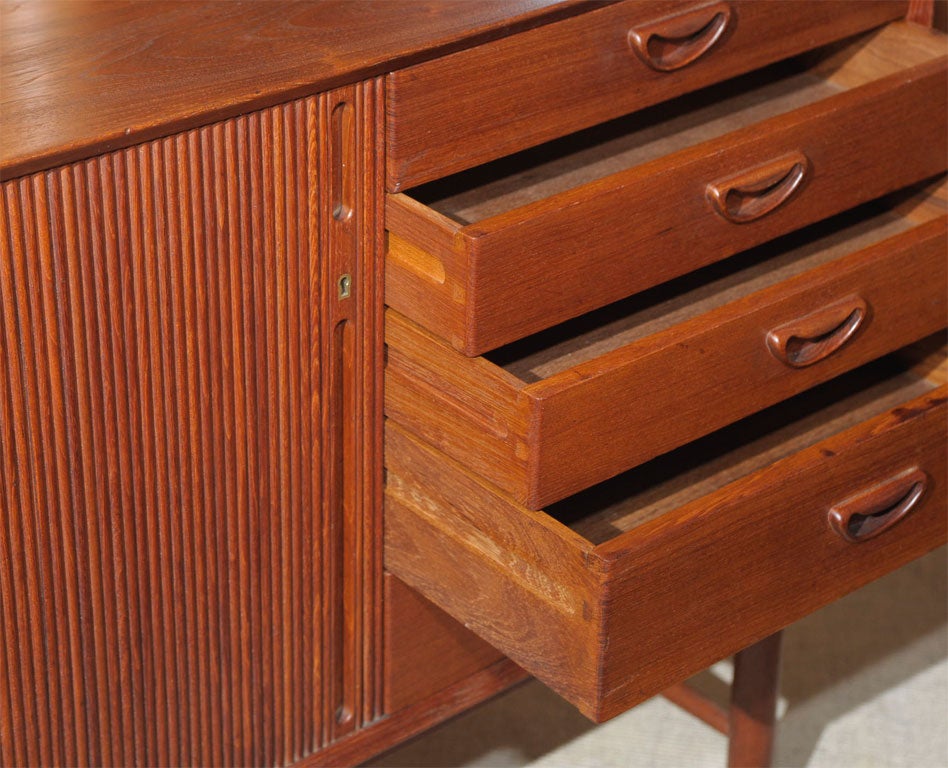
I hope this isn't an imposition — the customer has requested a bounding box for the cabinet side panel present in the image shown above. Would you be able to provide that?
[0,98,329,766]
[384,574,506,712]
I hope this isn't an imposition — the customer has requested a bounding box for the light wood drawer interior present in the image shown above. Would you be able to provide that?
[385,347,948,722]
[386,0,910,190]
[387,184,948,508]
[387,23,947,354]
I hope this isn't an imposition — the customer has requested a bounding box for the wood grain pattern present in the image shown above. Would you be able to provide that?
[385,380,947,721]
[387,211,948,508]
[387,23,947,354]
[901,335,948,386]
[4,2,944,763]
[385,423,602,711]
[0,0,595,180]
[386,310,532,501]
[386,0,909,190]
[0,81,383,766]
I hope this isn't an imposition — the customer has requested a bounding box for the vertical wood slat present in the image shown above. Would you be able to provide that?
[314,76,384,749]
[0,84,380,765]
[320,87,358,749]
[361,76,386,727]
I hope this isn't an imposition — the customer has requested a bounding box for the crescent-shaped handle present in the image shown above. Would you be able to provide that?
[708,152,809,224]
[766,296,868,368]
[828,468,928,543]
[629,2,733,72]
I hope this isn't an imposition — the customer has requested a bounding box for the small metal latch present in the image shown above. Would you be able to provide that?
[338,273,352,299]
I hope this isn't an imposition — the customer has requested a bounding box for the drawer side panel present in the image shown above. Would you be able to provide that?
[384,423,605,718]
[385,310,533,498]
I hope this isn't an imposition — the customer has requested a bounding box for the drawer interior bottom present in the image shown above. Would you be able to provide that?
[548,349,943,545]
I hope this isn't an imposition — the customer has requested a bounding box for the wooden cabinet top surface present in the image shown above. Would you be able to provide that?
[0,0,595,179]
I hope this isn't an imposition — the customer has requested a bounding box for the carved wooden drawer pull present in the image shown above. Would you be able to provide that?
[828,468,928,543]
[629,2,733,72]
[766,295,868,368]
[708,152,810,223]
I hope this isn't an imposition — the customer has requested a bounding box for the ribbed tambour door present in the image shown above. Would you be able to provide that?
[0,80,383,767]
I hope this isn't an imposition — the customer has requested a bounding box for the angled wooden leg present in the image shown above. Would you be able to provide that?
[727,631,783,768]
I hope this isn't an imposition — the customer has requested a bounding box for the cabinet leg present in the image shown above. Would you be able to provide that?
[727,631,783,768]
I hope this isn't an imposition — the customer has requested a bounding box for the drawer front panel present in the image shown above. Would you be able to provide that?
[386,0,908,190]
[387,216,948,509]
[528,216,948,506]
[385,385,947,721]
[593,388,947,719]
[388,50,947,355]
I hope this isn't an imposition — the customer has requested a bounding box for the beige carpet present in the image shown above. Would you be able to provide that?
[372,547,947,768]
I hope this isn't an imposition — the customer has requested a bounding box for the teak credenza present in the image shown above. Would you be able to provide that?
[1,2,945,766]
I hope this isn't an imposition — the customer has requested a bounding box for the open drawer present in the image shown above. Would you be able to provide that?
[385,352,948,722]
[386,0,909,190]
[387,23,947,355]
[387,187,948,508]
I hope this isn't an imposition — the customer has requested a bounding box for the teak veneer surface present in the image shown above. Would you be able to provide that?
[515,175,938,379]
[0,0,594,179]
[3,1,945,764]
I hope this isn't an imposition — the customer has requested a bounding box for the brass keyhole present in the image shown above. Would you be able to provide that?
[338,273,352,299]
